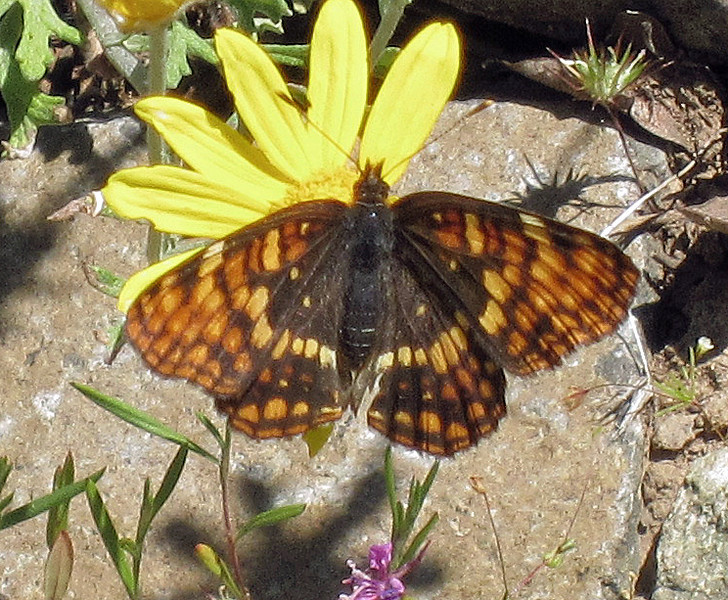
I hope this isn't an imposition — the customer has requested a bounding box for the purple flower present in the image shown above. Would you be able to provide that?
[339,542,428,600]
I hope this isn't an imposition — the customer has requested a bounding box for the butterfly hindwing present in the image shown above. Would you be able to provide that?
[126,200,351,438]
[362,257,507,456]
[393,191,639,376]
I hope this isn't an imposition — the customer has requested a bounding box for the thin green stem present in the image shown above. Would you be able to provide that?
[145,26,169,263]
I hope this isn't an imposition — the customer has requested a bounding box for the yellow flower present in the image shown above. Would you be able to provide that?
[96,0,189,32]
[104,0,461,312]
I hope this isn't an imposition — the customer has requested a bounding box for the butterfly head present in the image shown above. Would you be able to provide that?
[354,162,390,208]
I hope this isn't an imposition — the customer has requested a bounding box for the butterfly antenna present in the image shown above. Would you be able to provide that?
[277,91,362,173]
[381,99,497,183]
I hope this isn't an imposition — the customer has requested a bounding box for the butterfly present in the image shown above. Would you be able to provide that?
[126,162,639,455]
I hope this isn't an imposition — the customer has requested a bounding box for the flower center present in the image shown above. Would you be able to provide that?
[280,165,360,208]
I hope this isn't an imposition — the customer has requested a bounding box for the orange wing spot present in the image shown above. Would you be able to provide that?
[245,286,270,320]
[151,334,174,357]
[146,313,166,335]
[285,238,308,262]
[514,302,539,332]
[233,351,252,373]
[394,410,414,427]
[197,250,224,278]
[507,330,528,355]
[222,327,244,354]
[455,367,476,393]
[304,338,319,359]
[439,331,460,366]
[160,287,184,316]
[435,227,463,249]
[231,285,251,310]
[238,404,260,424]
[188,344,209,366]
[445,422,469,443]
[190,275,215,308]
[291,337,305,355]
[203,288,226,315]
[428,341,448,374]
[204,313,229,343]
[502,263,522,287]
[450,326,468,351]
[537,242,566,272]
[419,411,443,434]
[441,382,458,401]
[251,314,274,349]
[262,228,282,271]
[478,379,493,398]
[176,364,195,378]
[127,319,142,340]
[468,396,488,421]
[263,397,288,421]
[165,306,192,336]
[259,367,273,383]
[206,360,222,379]
[196,374,214,389]
[224,250,247,287]
[272,329,291,360]
[397,380,411,392]
[526,285,557,314]
[483,270,513,304]
[464,213,485,254]
[479,300,507,335]
[291,401,310,417]
[397,346,413,367]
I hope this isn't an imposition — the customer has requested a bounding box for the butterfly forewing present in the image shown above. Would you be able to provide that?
[393,191,639,376]
[126,200,351,438]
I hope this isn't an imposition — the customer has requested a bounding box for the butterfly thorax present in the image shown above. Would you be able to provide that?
[338,166,394,377]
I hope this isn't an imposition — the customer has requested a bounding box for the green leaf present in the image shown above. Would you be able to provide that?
[85,480,137,599]
[44,530,74,600]
[10,0,82,81]
[0,456,11,495]
[237,503,306,539]
[264,43,307,69]
[166,20,217,89]
[85,264,125,298]
[0,3,67,151]
[302,422,333,457]
[196,412,227,452]
[71,382,218,464]
[136,447,188,545]
[46,453,75,548]
[227,0,292,34]
[0,467,104,530]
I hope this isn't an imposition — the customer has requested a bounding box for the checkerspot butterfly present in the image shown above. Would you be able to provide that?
[126,163,638,455]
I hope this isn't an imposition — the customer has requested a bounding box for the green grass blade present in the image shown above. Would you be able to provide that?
[85,480,137,599]
[237,504,306,540]
[0,468,104,530]
[72,382,217,463]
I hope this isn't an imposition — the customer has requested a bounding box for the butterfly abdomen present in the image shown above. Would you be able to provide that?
[338,174,394,375]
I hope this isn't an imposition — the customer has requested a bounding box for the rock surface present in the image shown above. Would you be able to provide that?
[0,100,658,599]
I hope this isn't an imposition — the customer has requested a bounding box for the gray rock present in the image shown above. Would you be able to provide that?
[653,447,728,600]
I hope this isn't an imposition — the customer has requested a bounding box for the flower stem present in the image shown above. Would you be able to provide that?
[145,25,169,263]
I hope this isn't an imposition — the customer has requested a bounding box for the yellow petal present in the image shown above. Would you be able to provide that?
[306,0,368,171]
[135,96,291,198]
[215,28,314,180]
[118,248,202,313]
[104,166,268,238]
[360,22,461,183]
